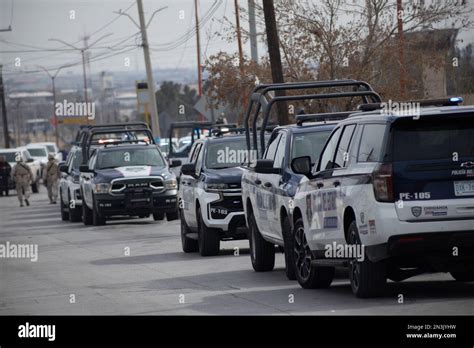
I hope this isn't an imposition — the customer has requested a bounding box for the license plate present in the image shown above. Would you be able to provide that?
[454,181,474,196]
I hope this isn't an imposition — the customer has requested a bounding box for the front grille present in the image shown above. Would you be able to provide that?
[110,177,164,194]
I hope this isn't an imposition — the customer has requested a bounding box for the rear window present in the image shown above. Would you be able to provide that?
[393,118,474,161]
[358,124,386,162]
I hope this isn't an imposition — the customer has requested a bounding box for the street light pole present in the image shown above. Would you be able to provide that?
[37,65,66,147]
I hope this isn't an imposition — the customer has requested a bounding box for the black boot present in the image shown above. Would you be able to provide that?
[25,199,30,206]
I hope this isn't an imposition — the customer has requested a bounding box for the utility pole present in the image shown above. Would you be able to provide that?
[235,0,247,125]
[248,0,258,63]
[235,0,244,70]
[262,0,288,125]
[397,0,406,98]
[137,0,161,137]
[0,65,10,148]
[194,0,205,121]
[194,0,203,97]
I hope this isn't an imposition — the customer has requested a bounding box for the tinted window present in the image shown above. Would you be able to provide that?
[334,125,356,168]
[96,148,165,169]
[264,132,282,161]
[71,151,83,170]
[393,118,474,161]
[319,128,342,170]
[46,145,56,153]
[1,152,17,163]
[273,132,287,168]
[292,130,332,165]
[206,137,247,169]
[357,124,386,162]
[190,143,202,163]
[27,148,47,157]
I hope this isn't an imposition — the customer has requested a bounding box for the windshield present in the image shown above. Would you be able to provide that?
[27,148,47,157]
[393,117,474,161]
[291,130,332,164]
[206,137,247,169]
[96,147,165,169]
[1,152,17,163]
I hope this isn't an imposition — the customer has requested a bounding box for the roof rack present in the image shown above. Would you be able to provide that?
[358,97,463,113]
[75,122,151,143]
[82,127,154,163]
[243,79,382,158]
[101,139,150,147]
[296,111,356,125]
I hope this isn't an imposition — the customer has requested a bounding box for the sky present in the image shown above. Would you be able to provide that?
[0,0,248,76]
[1,0,474,79]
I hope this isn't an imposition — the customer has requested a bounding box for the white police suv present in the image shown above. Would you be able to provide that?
[290,98,474,297]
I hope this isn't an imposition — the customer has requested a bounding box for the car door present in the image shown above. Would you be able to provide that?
[254,131,283,237]
[264,130,288,241]
[311,124,358,246]
[181,142,202,228]
[81,152,97,209]
[309,127,342,244]
[60,149,74,204]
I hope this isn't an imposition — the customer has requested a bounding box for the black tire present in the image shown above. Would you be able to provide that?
[68,193,82,223]
[92,197,106,226]
[181,210,198,253]
[197,206,220,256]
[60,191,69,221]
[248,210,275,272]
[450,269,474,282]
[153,212,165,221]
[293,218,334,289]
[282,215,297,280]
[166,211,179,221]
[82,196,93,226]
[348,220,386,298]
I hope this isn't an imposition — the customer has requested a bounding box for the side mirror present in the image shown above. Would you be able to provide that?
[291,156,312,177]
[27,158,35,163]
[169,159,182,168]
[59,164,69,173]
[181,163,196,176]
[254,159,280,174]
[79,164,93,173]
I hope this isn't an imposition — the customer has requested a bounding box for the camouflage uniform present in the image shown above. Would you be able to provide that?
[43,153,59,204]
[12,159,33,207]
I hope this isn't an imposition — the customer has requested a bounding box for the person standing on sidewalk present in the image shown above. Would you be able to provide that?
[0,156,12,197]
[11,155,33,207]
[43,153,60,204]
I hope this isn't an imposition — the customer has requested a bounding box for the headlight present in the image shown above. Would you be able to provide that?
[94,183,111,193]
[164,179,177,190]
[204,183,228,192]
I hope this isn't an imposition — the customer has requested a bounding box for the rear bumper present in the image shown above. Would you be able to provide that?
[95,190,178,216]
[366,231,474,264]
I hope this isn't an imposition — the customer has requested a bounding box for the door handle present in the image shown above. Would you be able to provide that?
[264,182,272,188]
[316,182,324,189]
[255,179,261,185]
[333,181,341,187]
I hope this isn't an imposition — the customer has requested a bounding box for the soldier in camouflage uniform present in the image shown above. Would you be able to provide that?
[43,153,60,204]
[11,155,33,207]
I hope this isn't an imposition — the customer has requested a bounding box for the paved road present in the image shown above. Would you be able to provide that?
[1,190,474,315]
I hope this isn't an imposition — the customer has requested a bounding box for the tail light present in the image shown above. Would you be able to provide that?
[372,163,394,202]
